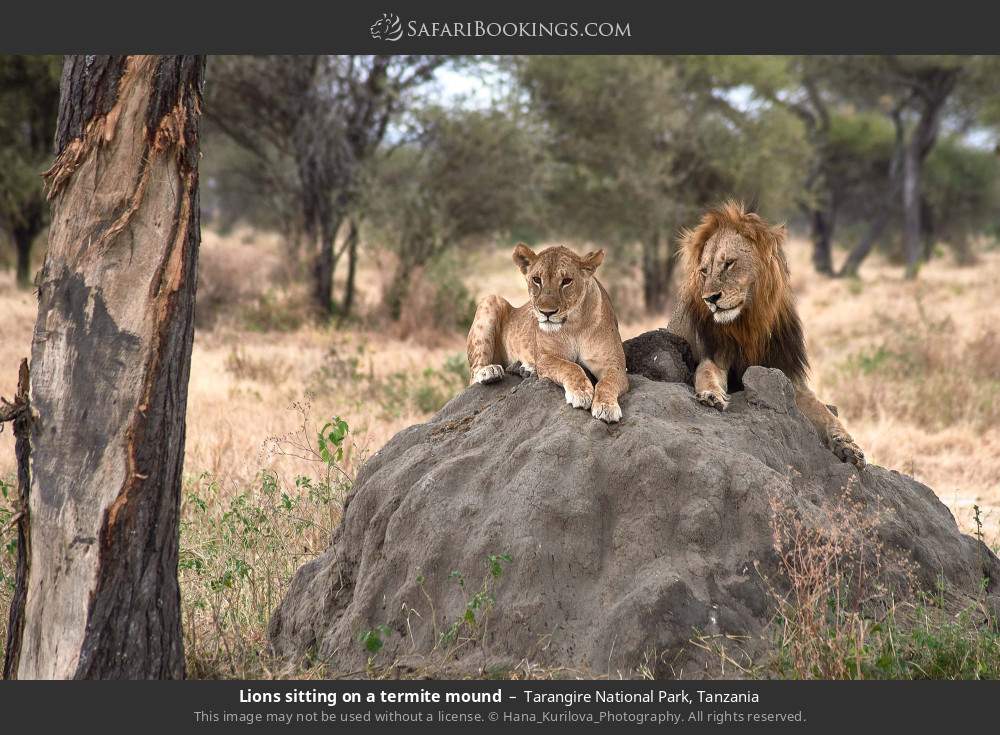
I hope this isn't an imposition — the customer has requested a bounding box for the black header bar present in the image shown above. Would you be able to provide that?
[3,0,1000,54]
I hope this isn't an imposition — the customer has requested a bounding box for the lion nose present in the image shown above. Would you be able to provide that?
[703,292,722,306]
[540,308,558,317]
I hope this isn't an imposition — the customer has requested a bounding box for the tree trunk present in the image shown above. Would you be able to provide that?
[839,208,893,279]
[920,198,936,262]
[641,232,669,314]
[809,205,836,276]
[312,213,343,317]
[314,234,335,316]
[385,259,410,321]
[7,55,204,680]
[341,219,359,317]
[901,137,922,279]
[13,224,36,289]
[839,108,906,278]
[901,88,952,279]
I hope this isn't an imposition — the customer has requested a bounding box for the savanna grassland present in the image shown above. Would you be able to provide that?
[1,229,999,678]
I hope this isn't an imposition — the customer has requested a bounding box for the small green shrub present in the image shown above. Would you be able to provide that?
[0,476,18,664]
[0,475,17,594]
[436,553,512,650]
[359,624,393,655]
[180,411,354,678]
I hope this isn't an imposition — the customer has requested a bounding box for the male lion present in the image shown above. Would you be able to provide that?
[668,201,865,467]
[467,244,629,423]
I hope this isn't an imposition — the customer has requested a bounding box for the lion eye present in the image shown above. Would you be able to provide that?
[531,276,542,286]
[723,259,735,271]
[699,267,709,276]
[561,278,573,287]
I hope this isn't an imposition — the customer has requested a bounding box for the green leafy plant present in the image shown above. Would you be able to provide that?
[439,553,513,649]
[318,416,349,465]
[179,407,356,678]
[359,624,393,655]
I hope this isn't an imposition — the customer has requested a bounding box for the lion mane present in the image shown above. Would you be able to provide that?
[677,200,808,389]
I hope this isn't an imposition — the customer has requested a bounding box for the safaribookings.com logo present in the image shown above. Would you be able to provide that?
[370,13,631,41]
[370,13,404,41]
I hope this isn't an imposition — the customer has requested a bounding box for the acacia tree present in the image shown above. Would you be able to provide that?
[683,56,899,277]
[2,55,204,679]
[207,55,447,316]
[520,56,808,312]
[822,57,961,278]
[368,105,543,319]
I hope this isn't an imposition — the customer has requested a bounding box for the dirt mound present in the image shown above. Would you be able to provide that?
[622,328,696,384]
[270,338,999,677]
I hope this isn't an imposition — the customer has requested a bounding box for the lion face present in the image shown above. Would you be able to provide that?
[696,228,758,325]
[512,244,604,333]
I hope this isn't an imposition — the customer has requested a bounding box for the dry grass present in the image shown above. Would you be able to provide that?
[762,478,915,679]
[1,228,999,677]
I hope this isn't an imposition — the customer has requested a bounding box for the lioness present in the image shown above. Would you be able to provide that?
[467,244,629,423]
[668,201,866,468]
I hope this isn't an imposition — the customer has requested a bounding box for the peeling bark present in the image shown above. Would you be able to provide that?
[10,55,204,680]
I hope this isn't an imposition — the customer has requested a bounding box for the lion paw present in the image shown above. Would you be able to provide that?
[591,399,622,423]
[696,390,729,411]
[509,361,535,378]
[473,364,505,385]
[565,383,594,410]
[830,434,866,469]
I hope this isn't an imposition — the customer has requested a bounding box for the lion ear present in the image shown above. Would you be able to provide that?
[580,249,605,275]
[763,224,788,256]
[512,243,537,274]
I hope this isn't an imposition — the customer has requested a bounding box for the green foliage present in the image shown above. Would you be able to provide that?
[487,553,513,579]
[765,595,1000,680]
[0,476,16,594]
[827,112,896,165]
[368,103,543,317]
[519,55,682,246]
[824,111,896,216]
[317,416,349,465]
[437,553,512,648]
[518,55,810,307]
[0,476,15,665]
[924,138,1000,255]
[180,412,355,678]
[0,55,61,282]
[199,132,300,236]
[0,56,60,218]
[423,256,479,333]
[359,624,393,655]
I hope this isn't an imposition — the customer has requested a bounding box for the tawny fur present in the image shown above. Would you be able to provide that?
[668,200,866,468]
[467,244,629,423]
